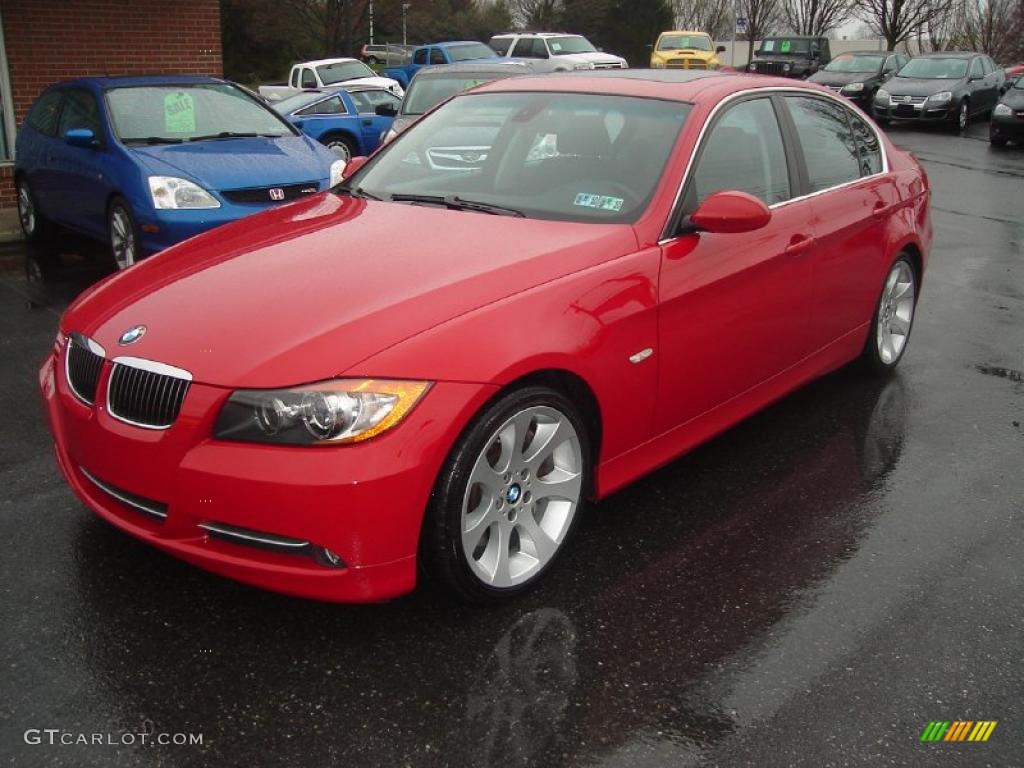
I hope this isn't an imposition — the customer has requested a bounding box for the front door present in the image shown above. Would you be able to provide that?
[656,95,818,432]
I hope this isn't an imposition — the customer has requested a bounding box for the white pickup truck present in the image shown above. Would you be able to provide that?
[258,58,403,103]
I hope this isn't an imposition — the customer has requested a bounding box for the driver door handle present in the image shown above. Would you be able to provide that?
[783,234,816,256]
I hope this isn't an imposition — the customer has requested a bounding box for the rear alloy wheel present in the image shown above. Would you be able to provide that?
[323,134,355,163]
[422,387,590,602]
[861,255,917,374]
[108,199,139,270]
[16,178,55,243]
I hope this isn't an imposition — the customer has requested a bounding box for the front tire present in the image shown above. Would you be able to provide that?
[420,386,590,602]
[108,197,140,270]
[951,99,969,133]
[860,255,917,375]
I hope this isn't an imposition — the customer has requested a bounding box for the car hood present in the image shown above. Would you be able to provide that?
[808,70,879,86]
[569,52,627,66]
[129,135,332,190]
[63,194,637,388]
[655,49,716,59]
[885,76,966,96]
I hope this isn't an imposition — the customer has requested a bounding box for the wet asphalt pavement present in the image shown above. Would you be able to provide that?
[1,122,1022,768]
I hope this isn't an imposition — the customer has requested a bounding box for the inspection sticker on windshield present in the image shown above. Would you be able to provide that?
[164,92,196,133]
[780,40,792,53]
[574,193,623,212]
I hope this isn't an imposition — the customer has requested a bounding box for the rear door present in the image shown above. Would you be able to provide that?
[781,94,897,349]
[19,89,65,221]
[656,95,818,431]
[348,89,402,152]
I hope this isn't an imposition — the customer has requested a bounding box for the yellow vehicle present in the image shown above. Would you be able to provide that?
[650,31,725,70]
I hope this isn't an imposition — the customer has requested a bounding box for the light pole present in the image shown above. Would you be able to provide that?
[402,3,410,46]
[369,0,374,45]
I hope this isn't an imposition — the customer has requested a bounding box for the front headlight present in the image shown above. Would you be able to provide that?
[993,103,1012,116]
[928,91,953,103]
[748,63,757,72]
[148,176,220,210]
[783,62,792,73]
[329,159,346,187]
[214,379,430,446]
[875,88,891,105]
[843,82,865,92]
[572,62,590,71]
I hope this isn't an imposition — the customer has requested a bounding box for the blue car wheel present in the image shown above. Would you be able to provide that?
[321,133,356,162]
[108,197,140,270]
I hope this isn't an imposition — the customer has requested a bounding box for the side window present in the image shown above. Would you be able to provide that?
[298,95,346,116]
[413,49,427,65]
[691,97,791,206]
[301,68,316,88]
[26,90,64,137]
[429,48,446,65]
[533,39,550,58]
[57,89,101,138]
[848,111,882,176]
[969,58,983,79]
[784,96,861,193]
[884,55,898,73]
[349,90,400,113]
[512,38,535,58]
[290,69,299,88]
[980,57,993,75]
[489,38,512,56]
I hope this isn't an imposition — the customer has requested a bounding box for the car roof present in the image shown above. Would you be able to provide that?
[762,35,824,39]
[415,62,532,77]
[470,70,813,102]
[433,41,487,47]
[492,32,581,38]
[658,30,713,36]
[914,51,979,58]
[833,50,894,55]
[302,57,362,67]
[53,75,226,90]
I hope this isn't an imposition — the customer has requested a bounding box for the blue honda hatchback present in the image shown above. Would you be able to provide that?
[15,76,345,269]
[272,86,401,162]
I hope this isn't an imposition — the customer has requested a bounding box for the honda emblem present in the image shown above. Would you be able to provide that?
[269,188,285,201]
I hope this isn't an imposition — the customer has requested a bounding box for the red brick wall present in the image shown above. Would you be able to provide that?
[1,0,223,211]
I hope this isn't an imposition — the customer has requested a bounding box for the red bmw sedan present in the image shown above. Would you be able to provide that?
[40,72,931,603]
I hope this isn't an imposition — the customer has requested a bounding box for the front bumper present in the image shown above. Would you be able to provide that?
[39,351,494,602]
[990,113,1024,142]
[138,186,328,254]
[873,100,957,123]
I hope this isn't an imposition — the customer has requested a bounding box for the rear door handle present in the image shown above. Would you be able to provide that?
[783,235,816,255]
[361,118,373,125]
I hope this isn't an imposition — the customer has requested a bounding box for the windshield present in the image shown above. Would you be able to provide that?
[1013,74,1023,89]
[897,57,969,79]
[107,84,295,143]
[273,90,333,114]
[548,36,598,55]
[758,38,810,55]
[447,43,497,62]
[348,92,690,224]
[403,74,510,115]
[825,54,883,73]
[658,34,712,51]
[317,60,376,85]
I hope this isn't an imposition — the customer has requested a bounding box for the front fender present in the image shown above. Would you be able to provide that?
[344,247,663,463]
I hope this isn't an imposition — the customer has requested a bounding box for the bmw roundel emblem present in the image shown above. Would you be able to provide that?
[118,325,147,345]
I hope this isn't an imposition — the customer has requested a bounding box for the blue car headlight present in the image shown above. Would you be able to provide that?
[148,176,220,209]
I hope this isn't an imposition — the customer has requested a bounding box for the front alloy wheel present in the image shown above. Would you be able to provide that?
[422,387,589,601]
[17,180,36,239]
[109,201,138,270]
[955,99,968,132]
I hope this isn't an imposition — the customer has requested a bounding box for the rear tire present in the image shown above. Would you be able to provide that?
[16,177,56,244]
[321,133,356,163]
[859,254,918,375]
[420,386,591,603]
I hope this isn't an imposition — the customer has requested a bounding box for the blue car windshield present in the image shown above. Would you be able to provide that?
[107,84,296,143]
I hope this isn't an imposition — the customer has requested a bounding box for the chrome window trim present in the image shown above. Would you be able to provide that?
[659,85,890,244]
[106,356,192,431]
[64,332,106,406]
[79,467,168,520]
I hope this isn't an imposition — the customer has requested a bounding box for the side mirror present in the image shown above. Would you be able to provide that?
[342,156,369,179]
[969,74,982,82]
[374,104,398,117]
[65,128,98,148]
[686,190,771,234]
[716,45,726,53]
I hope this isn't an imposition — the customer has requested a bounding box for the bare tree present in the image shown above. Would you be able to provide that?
[670,0,733,39]
[853,0,958,50]
[508,0,562,27]
[957,0,1020,62]
[738,0,783,62]
[781,0,855,35]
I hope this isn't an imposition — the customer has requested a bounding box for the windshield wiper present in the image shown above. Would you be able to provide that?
[389,194,525,217]
[122,136,184,145]
[188,131,285,142]
[336,186,382,201]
